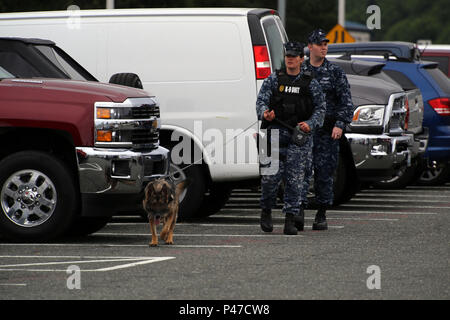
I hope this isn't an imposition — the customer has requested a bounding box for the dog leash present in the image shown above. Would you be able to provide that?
[169,119,260,177]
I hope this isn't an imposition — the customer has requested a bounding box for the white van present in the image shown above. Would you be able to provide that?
[0,8,288,218]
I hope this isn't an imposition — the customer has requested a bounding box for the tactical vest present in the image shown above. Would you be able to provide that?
[269,70,314,128]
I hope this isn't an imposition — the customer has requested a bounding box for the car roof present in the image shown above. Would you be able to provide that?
[417,44,450,51]
[0,8,275,19]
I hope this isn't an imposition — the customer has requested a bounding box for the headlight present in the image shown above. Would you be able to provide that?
[94,98,160,148]
[352,105,385,126]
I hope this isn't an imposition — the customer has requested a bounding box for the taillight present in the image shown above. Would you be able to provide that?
[253,45,271,79]
[429,98,450,116]
[404,97,409,130]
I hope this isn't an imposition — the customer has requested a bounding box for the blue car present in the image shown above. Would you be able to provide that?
[328,42,450,185]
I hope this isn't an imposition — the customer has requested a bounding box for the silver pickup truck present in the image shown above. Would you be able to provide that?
[332,58,429,188]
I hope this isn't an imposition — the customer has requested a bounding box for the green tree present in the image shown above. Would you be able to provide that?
[346,0,450,43]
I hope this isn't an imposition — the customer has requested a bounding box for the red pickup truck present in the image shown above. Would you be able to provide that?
[0,66,168,241]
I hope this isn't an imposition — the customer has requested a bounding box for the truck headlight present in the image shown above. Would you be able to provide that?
[352,105,385,126]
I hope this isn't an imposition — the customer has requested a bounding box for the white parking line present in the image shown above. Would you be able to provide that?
[0,256,175,272]
[339,204,449,210]
[349,198,450,203]
[0,243,242,248]
[205,215,398,222]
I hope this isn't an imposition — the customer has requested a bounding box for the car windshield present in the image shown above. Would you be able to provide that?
[0,66,15,79]
[35,45,87,81]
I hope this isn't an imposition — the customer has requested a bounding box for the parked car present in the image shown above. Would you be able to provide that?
[328,42,450,185]
[418,44,450,77]
[0,10,417,217]
[0,37,169,241]
[330,58,429,188]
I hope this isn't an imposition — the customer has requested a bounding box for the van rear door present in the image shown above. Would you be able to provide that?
[247,10,288,92]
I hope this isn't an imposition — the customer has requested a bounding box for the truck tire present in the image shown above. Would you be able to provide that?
[0,151,79,241]
[196,183,232,218]
[417,161,450,186]
[109,73,143,89]
[372,164,418,189]
[169,162,206,220]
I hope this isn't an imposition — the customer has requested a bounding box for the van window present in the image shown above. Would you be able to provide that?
[261,18,285,71]
[422,56,449,76]
[106,21,244,83]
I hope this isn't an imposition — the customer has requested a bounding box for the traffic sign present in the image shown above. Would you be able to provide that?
[326,24,355,43]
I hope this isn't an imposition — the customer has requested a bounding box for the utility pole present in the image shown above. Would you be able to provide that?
[338,0,345,26]
[106,0,115,9]
[278,0,286,26]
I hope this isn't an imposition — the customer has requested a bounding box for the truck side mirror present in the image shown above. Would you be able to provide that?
[109,73,143,89]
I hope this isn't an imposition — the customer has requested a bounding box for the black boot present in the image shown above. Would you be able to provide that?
[260,209,273,232]
[312,205,328,231]
[294,206,305,231]
[284,213,298,235]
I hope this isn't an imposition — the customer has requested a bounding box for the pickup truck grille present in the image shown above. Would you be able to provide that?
[131,129,159,146]
[131,105,160,119]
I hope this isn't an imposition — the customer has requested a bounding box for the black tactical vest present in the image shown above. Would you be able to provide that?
[269,69,314,128]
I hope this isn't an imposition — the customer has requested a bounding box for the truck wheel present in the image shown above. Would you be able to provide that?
[372,165,418,189]
[196,183,232,218]
[417,161,450,186]
[109,73,143,89]
[0,151,79,241]
[169,163,206,220]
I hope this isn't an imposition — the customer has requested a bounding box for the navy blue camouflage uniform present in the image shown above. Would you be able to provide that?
[256,69,325,216]
[300,58,354,206]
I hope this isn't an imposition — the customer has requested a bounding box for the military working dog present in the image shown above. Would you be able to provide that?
[143,178,188,246]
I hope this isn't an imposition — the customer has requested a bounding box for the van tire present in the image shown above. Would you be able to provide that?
[170,163,206,220]
[109,73,143,89]
[0,151,79,241]
[196,184,232,218]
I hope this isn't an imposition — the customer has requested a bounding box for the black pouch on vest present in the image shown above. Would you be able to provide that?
[291,126,311,146]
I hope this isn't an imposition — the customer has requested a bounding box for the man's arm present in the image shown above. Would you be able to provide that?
[333,66,354,130]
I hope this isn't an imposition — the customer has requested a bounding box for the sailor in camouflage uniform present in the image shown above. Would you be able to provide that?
[300,29,354,231]
[256,41,325,235]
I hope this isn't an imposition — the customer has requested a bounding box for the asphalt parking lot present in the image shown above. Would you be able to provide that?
[0,183,449,301]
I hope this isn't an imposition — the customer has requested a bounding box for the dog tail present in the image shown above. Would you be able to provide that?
[175,179,190,198]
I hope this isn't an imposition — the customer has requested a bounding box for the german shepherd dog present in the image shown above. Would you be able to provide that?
[142,178,188,247]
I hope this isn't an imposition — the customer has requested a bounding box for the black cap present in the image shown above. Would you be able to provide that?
[284,41,305,57]
[308,29,330,44]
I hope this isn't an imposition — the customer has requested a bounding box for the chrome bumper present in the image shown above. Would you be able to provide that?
[75,146,169,194]
[346,133,413,171]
